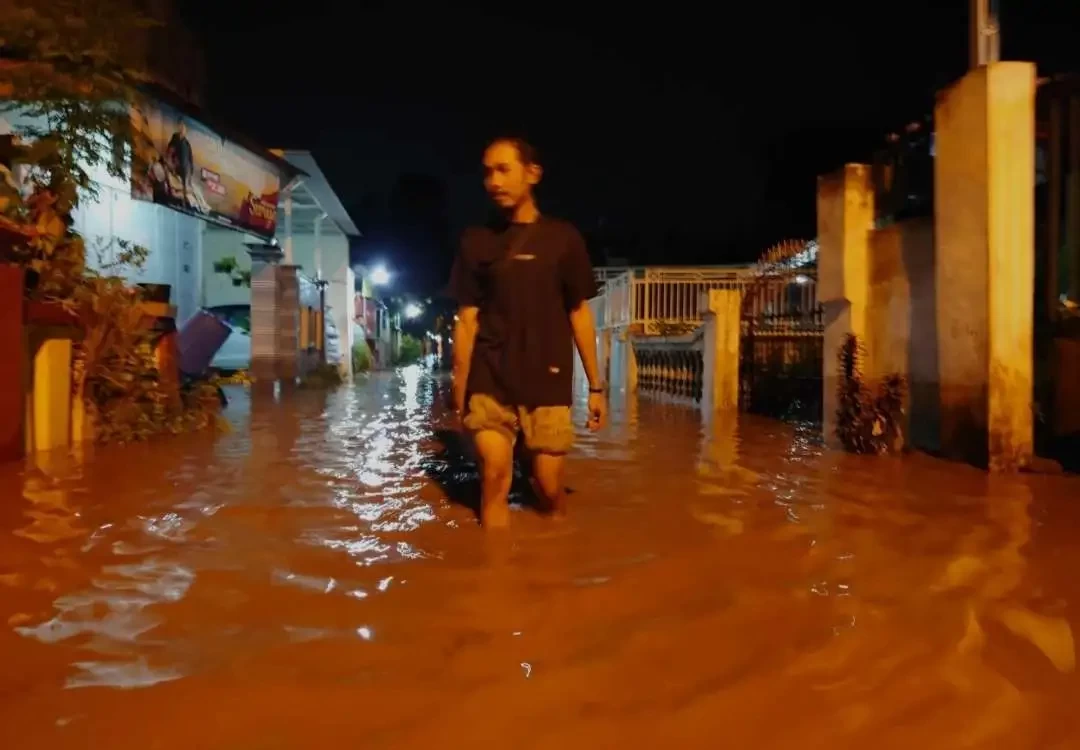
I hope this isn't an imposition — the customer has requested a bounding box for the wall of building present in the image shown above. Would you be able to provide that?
[201,227,256,307]
[72,163,206,325]
[202,225,353,373]
[2,111,207,326]
[866,217,940,452]
[816,64,1036,471]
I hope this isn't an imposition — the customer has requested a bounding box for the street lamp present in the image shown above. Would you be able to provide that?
[404,302,423,320]
[370,265,391,286]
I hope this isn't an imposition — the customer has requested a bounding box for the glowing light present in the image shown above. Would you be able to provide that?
[794,274,810,285]
[404,303,423,319]
[370,265,390,286]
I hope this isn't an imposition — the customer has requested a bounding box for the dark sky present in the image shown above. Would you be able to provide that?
[181,1,1078,295]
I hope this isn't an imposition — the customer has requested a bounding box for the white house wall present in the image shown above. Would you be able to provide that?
[2,110,205,326]
[201,227,257,307]
[73,173,205,326]
[202,226,354,374]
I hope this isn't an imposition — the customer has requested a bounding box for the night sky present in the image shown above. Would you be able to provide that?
[181,1,1079,297]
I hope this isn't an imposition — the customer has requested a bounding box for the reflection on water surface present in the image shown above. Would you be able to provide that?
[1,366,1079,748]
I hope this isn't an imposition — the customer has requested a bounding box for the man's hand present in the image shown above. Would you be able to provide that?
[586,390,607,432]
[452,379,467,422]
[450,306,478,429]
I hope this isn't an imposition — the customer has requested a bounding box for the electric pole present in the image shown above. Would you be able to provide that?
[970,0,1001,68]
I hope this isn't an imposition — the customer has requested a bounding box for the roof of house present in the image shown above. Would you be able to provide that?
[273,150,360,238]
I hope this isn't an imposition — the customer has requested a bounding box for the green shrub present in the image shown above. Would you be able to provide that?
[0,2,223,445]
[300,362,344,389]
[835,334,906,454]
[352,340,373,373]
[395,333,423,365]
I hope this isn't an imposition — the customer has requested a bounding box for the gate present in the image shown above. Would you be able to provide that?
[739,241,824,423]
[1035,74,1080,468]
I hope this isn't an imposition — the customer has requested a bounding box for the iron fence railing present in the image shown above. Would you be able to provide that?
[633,333,704,403]
[871,116,935,228]
[591,265,756,332]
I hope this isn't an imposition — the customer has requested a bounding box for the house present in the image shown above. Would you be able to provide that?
[1,1,302,340]
[352,274,401,368]
[202,151,361,375]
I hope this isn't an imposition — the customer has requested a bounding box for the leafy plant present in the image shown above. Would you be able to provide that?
[212,255,251,287]
[835,334,906,454]
[395,333,423,365]
[0,0,222,445]
[0,1,156,204]
[654,321,698,337]
[299,362,344,389]
[72,241,223,444]
[216,370,253,386]
[352,339,373,373]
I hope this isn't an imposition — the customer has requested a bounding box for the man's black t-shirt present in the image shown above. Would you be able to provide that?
[449,216,597,408]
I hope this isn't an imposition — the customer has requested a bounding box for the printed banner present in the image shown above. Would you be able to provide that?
[130,102,281,237]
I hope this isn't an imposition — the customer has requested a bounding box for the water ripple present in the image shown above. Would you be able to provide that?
[0,367,1079,747]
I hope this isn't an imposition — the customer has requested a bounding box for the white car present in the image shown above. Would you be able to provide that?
[207,303,343,372]
[207,304,253,372]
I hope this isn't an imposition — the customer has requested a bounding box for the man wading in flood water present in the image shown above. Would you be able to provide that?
[450,137,606,528]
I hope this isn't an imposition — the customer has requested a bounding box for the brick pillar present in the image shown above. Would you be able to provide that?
[701,289,742,412]
[817,164,874,447]
[250,261,300,384]
[277,266,300,381]
[0,265,24,462]
[935,62,1035,471]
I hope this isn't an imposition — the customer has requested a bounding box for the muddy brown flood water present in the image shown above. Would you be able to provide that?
[1,365,1079,748]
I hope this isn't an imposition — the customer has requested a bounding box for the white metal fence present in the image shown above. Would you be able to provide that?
[592,266,753,333]
[591,265,820,334]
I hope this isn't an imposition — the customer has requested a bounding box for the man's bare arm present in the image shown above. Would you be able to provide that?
[452,305,479,412]
[569,301,601,389]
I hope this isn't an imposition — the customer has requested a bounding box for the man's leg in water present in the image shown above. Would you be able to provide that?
[521,406,574,516]
[463,395,518,529]
[473,430,514,528]
[531,452,567,517]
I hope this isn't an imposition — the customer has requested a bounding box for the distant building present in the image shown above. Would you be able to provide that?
[203,151,362,375]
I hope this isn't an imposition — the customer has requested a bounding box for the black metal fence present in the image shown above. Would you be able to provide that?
[739,308,824,424]
[634,344,704,402]
[1035,75,1080,467]
[871,116,935,228]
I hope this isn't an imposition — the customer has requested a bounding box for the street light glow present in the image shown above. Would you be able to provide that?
[404,303,423,319]
[370,265,391,286]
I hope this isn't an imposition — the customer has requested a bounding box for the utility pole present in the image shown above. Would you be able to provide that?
[970,0,1001,68]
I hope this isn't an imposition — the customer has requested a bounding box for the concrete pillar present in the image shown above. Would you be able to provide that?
[282,188,294,265]
[935,62,1035,471]
[600,329,612,386]
[701,289,742,412]
[31,338,72,454]
[343,266,356,378]
[246,242,283,281]
[817,164,874,447]
[623,329,638,392]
